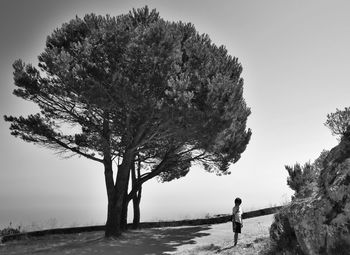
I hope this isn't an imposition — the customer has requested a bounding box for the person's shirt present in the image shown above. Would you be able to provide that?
[232,205,243,223]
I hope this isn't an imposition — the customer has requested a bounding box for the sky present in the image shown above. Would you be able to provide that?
[1,0,349,229]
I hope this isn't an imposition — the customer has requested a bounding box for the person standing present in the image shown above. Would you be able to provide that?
[232,197,243,246]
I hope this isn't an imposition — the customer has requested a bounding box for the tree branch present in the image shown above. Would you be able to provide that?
[50,136,103,163]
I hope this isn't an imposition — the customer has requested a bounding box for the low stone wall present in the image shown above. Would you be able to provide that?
[1,205,282,243]
[138,206,282,228]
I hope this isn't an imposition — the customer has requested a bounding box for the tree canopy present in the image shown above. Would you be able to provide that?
[4,6,251,236]
[325,107,350,138]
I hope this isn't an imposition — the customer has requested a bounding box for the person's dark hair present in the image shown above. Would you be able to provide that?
[234,197,242,205]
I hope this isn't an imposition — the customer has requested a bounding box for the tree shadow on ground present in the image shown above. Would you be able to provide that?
[1,226,211,255]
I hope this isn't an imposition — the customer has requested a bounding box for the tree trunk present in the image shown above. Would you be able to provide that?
[132,187,141,229]
[104,156,119,237]
[131,157,142,229]
[120,189,129,231]
[102,113,122,237]
[110,149,134,236]
[105,198,119,237]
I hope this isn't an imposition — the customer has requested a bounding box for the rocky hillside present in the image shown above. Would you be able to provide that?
[270,130,350,255]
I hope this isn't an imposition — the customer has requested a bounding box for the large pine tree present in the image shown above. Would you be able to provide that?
[4,7,251,236]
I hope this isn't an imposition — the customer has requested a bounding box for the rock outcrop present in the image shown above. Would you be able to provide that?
[287,132,350,255]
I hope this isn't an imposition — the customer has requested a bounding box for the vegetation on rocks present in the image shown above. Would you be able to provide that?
[267,107,350,255]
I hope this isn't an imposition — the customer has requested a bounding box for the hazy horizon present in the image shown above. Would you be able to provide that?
[1,0,349,229]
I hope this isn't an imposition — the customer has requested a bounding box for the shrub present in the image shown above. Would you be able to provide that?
[0,222,21,236]
[286,150,329,200]
[285,162,317,199]
[325,107,350,138]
